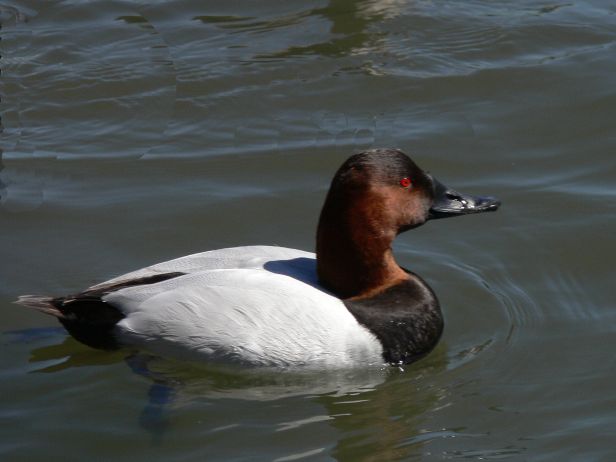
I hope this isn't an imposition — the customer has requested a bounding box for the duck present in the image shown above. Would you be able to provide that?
[16,148,500,368]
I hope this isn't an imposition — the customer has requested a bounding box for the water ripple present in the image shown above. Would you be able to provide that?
[0,3,33,25]
[2,1,615,458]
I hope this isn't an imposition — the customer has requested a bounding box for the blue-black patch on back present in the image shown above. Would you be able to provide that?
[344,274,443,365]
[52,272,186,350]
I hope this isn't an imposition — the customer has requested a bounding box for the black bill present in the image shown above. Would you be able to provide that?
[428,177,501,220]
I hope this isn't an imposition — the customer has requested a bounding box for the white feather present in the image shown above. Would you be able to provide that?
[92,246,316,287]
[99,246,384,368]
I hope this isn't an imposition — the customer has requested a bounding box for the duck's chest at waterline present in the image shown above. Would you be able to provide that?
[343,276,444,365]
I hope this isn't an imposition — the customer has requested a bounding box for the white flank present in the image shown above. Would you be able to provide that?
[97,246,384,368]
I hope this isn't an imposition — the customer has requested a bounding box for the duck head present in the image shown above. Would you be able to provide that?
[316,148,500,298]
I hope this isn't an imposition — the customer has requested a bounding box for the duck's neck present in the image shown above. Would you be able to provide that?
[316,191,409,300]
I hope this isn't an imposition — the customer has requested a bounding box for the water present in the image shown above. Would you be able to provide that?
[1,0,615,460]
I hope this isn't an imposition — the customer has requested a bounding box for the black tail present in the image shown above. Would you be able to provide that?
[16,294,124,349]
[15,295,63,317]
[15,272,186,350]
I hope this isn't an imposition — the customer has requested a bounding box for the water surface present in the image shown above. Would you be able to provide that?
[2,0,615,460]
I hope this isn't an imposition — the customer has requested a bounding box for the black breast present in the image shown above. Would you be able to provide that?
[344,274,444,365]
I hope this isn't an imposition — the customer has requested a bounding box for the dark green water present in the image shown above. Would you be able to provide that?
[1,1,615,460]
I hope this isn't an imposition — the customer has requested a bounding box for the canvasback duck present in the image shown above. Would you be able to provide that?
[17,149,500,368]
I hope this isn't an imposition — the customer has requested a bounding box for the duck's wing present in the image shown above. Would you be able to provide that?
[89,245,314,289]
[16,246,316,351]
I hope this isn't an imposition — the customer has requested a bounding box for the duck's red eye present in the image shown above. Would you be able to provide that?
[399,177,412,188]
